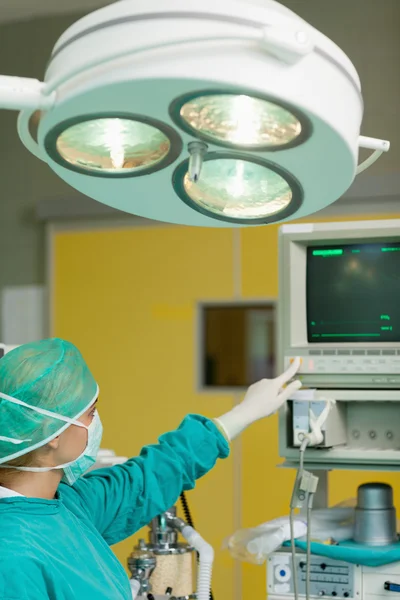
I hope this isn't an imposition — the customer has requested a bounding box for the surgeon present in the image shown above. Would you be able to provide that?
[0,339,300,599]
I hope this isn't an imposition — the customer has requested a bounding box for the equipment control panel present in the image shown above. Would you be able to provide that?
[268,552,359,600]
[284,350,400,388]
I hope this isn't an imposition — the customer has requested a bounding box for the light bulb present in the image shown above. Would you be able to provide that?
[55,117,171,173]
[182,157,293,221]
[179,94,302,148]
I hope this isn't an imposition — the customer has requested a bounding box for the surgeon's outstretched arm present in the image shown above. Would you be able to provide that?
[67,415,229,545]
[68,360,300,546]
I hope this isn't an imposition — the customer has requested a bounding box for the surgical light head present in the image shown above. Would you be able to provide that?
[0,0,390,226]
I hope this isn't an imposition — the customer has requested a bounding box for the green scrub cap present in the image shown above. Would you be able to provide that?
[0,338,98,464]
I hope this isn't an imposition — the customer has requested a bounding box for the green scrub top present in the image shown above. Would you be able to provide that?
[0,415,229,599]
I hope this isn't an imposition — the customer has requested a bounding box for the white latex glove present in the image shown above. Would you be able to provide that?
[214,358,302,441]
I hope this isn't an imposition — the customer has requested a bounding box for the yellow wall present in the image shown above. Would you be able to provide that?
[52,215,400,600]
[53,226,236,599]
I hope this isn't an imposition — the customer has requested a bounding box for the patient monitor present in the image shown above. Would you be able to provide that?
[278,219,400,469]
[279,219,400,389]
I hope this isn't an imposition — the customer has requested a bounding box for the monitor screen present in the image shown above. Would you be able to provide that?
[306,241,400,343]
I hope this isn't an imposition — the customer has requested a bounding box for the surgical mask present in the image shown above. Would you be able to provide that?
[62,411,103,485]
[0,389,102,485]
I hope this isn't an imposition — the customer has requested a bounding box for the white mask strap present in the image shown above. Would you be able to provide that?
[0,390,88,445]
[0,435,31,445]
[0,412,100,473]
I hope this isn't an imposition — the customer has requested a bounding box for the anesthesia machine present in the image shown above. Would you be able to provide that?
[89,450,211,600]
[267,219,400,600]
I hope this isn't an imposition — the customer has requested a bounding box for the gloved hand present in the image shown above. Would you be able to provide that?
[214,358,302,441]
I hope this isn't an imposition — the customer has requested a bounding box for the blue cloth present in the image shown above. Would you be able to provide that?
[0,415,229,600]
[285,540,400,567]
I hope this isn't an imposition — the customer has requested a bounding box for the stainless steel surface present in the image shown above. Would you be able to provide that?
[130,506,196,599]
[128,539,157,594]
[148,508,194,554]
[165,510,187,533]
[146,542,193,556]
[354,483,398,546]
[357,482,393,509]
[150,507,179,547]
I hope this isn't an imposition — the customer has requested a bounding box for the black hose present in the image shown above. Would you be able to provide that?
[180,491,195,528]
[180,492,214,600]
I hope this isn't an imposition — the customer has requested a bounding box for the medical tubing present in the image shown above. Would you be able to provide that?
[306,493,314,600]
[289,508,299,600]
[181,525,214,600]
[180,492,195,528]
[180,493,214,600]
[289,467,302,600]
[129,578,141,600]
[289,438,310,600]
[356,150,383,175]
[300,439,308,471]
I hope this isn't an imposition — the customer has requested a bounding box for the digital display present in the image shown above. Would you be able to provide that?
[306,242,400,343]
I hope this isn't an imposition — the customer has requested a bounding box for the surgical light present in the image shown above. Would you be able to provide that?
[174,154,300,223]
[46,116,181,176]
[173,93,304,149]
[0,0,390,227]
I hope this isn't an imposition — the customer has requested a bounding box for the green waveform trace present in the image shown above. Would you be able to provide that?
[312,333,381,338]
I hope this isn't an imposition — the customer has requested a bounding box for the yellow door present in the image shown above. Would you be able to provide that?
[52,225,237,600]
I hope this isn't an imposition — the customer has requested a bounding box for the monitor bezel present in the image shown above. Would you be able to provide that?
[278,219,400,373]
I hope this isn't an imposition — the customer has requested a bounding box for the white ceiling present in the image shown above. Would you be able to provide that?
[0,0,112,24]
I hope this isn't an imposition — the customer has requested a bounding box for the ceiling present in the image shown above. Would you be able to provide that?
[0,0,112,24]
